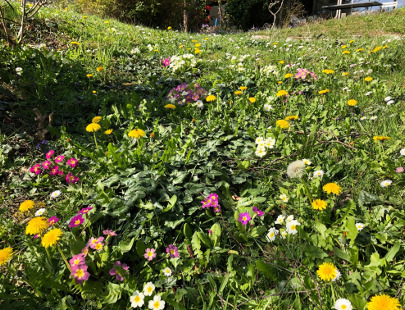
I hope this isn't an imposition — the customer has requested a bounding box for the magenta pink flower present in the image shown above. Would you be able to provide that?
[252,206,264,217]
[69,253,86,268]
[67,158,79,168]
[30,164,41,175]
[49,165,59,176]
[213,205,221,213]
[71,264,90,284]
[103,229,117,236]
[33,234,39,239]
[144,248,157,261]
[77,206,93,215]
[161,57,170,67]
[238,212,251,225]
[109,261,129,282]
[81,247,89,257]
[46,150,55,159]
[42,161,52,170]
[66,172,79,184]
[55,155,65,163]
[58,170,64,176]
[48,216,60,225]
[69,214,84,228]
[166,244,179,258]
[87,236,104,249]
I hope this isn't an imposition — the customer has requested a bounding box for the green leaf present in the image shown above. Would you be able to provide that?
[209,223,221,247]
[256,259,276,280]
[384,242,400,262]
[135,240,147,257]
[163,195,177,212]
[345,216,358,246]
[103,282,122,304]
[304,244,328,259]
[237,196,266,207]
[191,232,202,259]
[249,226,266,238]
[332,247,350,262]
[358,190,380,206]
[117,237,135,254]
[183,223,193,240]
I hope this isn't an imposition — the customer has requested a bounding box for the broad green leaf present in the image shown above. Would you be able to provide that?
[384,242,400,262]
[209,223,221,247]
[345,216,358,246]
[117,237,135,254]
[135,240,147,257]
[183,223,193,240]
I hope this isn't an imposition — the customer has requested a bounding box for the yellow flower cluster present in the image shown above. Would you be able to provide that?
[86,123,101,132]
[164,104,176,109]
[26,217,48,235]
[206,95,216,102]
[323,183,342,195]
[19,200,35,212]
[285,115,298,121]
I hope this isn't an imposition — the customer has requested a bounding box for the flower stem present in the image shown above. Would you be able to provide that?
[45,247,52,263]
[301,177,313,204]
[57,244,72,273]
[93,132,99,150]
[330,282,336,304]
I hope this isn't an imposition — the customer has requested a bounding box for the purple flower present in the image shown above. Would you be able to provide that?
[69,214,84,228]
[238,212,251,225]
[77,206,93,215]
[55,155,65,163]
[103,229,117,236]
[69,253,86,268]
[144,248,157,261]
[67,158,79,168]
[252,206,264,217]
[396,167,404,173]
[48,216,60,225]
[71,264,90,284]
[166,244,179,258]
[213,205,221,213]
[109,261,129,281]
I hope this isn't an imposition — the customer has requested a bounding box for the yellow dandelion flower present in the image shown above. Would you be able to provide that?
[285,115,298,121]
[322,69,334,74]
[285,73,292,78]
[318,89,329,95]
[322,183,342,195]
[86,74,93,78]
[82,16,87,19]
[349,40,354,43]
[239,86,247,91]
[277,81,283,84]
[41,228,62,248]
[104,20,109,24]
[312,199,327,210]
[0,247,13,266]
[26,217,48,235]
[342,51,350,54]
[167,26,172,30]
[356,48,364,52]
[104,129,113,135]
[195,43,201,47]
[277,90,288,97]
[367,294,401,310]
[70,42,80,46]
[92,90,97,94]
[19,200,35,212]
[205,37,208,40]
[279,60,284,64]
[347,99,357,106]
[383,45,388,49]
[317,262,337,281]
[164,104,176,109]
[206,95,216,102]
[96,66,104,72]
[86,123,101,132]
[248,97,256,103]
[276,120,290,129]
[92,116,102,123]
[234,90,242,95]
[342,72,349,76]
[192,40,197,43]
[373,136,390,141]
[128,129,146,139]
[195,48,201,54]
[364,77,373,82]
[341,45,347,49]
[371,46,381,53]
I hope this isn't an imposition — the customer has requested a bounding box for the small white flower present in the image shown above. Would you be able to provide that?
[264,137,275,149]
[360,116,367,120]
[255,137,264,144]
[148,295,165,310]
[334,298,352,310]
[130,291,145,308]
[281,231,287,239]
[384,96,392,102]
[275,215,285,225]
[356,223,364,231]
[195,100,204,108]
[380,180,392,187]
[386,100,395,105]
[370,116,377,120]
[286,220,300,235]
[255,147,267,158]
[332,269,341,282]
[400,148,405,156]
[286,215,294,223]
[279,194,289,203]
[266,227,278,242]
[16,67,23,75]
[313,170,324,178]
[50,190,61,199]
[263,103,273,111]
[163,267,172,277]
[35,208,46,216]
[365,91,373,96]
[302,159,311,166]
[257,141,265,149]
[267,126,272,130]
[143,282,155,296]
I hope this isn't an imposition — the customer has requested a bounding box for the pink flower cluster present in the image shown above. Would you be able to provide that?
[201,193,221,213]
[29,150,80,184]
[69,207,93,228]
[295,68,318,81]
[69,253,90,284]
[161,57,170,67]
[166,244,179,258]
[109,261,129,281]
[144,248,157,261]
[166,82,208,105]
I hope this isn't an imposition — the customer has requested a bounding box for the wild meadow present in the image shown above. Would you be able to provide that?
[0,4,405,310]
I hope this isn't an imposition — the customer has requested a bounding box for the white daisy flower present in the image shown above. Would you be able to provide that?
[400,148,405,156]
[266,227,278,242]
[384,96,392,102]
[195,100,204,108]
[332,269,341,282]
[286,215,294,223]
[360,116,367,120]
[257,141,266,149]
[334,298,352,310]
[50,190,61,199]
[163,267,172,277]
[365,91,373,96]
[302,159,311,166]
[16,67,23,75]
[255,137,264,144]
[380,180,392,187]
[263,104,273,111]
[355,223,364,231]
[130,291,145,308]
[35,208,46,216]
[286,220,300,235]
[148,295,165,310]
[313,170,324,178]
[255,147,267,158]
[275,215,285,225]
[143,282,155,296]
[386,100,395,105]
[281,231,287,239]
[265,137,276,149]
[370,116,377,120]
[279,194,289,203]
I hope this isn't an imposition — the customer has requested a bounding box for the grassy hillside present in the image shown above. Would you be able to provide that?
[0,5,404,310]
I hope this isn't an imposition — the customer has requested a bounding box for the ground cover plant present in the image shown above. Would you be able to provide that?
[1,4,405,309]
